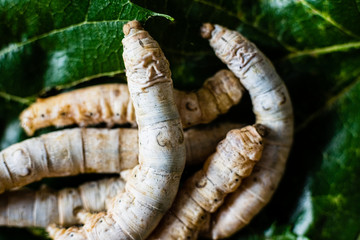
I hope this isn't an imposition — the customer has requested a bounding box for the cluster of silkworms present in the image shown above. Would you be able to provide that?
[0,21,293,240]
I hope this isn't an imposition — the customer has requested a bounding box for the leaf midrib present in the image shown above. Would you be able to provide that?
[0,68,125,104]
[0,0,173,57]
[0,19,128,57]
[299,0,360,39]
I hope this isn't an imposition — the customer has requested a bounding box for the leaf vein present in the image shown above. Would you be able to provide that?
[283,41,360,60]
[0,20,130,57]
[0,69,124,103]
[299,0,360,39]
[84,0,91,21]
[296,75,360,132]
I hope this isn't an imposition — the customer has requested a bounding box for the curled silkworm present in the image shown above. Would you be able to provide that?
[199,23,294,239]
[20,70,243,136]
[149,125,265,239]
[47,20,186,240]
[0,122,242,194]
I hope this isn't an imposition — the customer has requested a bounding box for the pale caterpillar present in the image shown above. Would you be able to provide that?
[148,124,265,239]
[198,23,294,239]
[0,122,242,194]
[46,20,186,240]
[0,127,137,194]
[0,177,126,227]
[20,70,243,136]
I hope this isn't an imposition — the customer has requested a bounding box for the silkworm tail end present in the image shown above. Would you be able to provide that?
[47,224,64,239]
[19,110,36,136]
[253,123,268,137]
[201,23,215,39]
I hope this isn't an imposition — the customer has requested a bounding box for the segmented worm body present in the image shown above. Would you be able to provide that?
[0,178,126,227]
[0,128,137,194]
[20,84,135,136]
[200,23,294,239]
[47,20,186,240]
[20,70,243,136]
[149,125,265,239]
[0,123,241,194]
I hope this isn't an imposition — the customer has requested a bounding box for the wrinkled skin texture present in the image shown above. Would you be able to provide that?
[200,23,294,239]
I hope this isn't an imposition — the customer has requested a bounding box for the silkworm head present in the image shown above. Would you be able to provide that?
[201,23,215,39]
[123,20,143,36]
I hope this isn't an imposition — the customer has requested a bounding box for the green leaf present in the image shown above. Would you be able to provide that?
[0,0,172,98]
[1,0,360,239]
[288,83,360,239]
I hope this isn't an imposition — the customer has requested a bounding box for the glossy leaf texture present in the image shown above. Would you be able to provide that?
[1,0,360,239]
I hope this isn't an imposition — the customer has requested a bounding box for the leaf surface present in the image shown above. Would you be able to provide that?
[0,0,171,98]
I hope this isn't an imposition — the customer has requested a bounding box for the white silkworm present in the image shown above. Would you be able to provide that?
[20,70,243,136]
[0,178,126,227]
[0,128,137,194]
[47,20,186,240]
[199,23,294,239]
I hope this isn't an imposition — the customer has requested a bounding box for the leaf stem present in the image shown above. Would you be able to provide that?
[0,92,33,105]
[151,12,174,22]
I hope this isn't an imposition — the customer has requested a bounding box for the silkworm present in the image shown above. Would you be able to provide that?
[149,124,265,239]
[20,71,243,136]
[199,23,294,239]
[0,122,242,194]
[47,20,186,240]
[0,128,137,194]
[0,177,126,227]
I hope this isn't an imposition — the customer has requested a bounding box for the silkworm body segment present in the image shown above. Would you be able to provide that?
[0,178,126,227]
[0,128,138,194]
[20,84,135,136]
[176,69,244,128]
